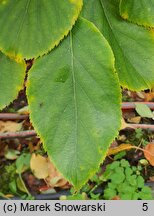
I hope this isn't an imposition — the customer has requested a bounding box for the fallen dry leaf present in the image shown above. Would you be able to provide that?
[28,141,41,153]
[30,154,69,188]
[136,92,146,100]
[144,92,154,102]
[144,143,154,166]
[30,154,49,179]
[149,176,154,182]
[45,159,69,189]
[127,116,141,124]
[3,194,14,198]
[4,149,20,160]
[126,91,145,101]
[17,106,29,114]
[107,144,134,156]
[0,121,22,133]
[0,141,7,157]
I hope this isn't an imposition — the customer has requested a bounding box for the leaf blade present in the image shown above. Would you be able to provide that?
[0,52,25,110]
[27,17,121,189]
[82,0,154,90]
[120,0,154,28]
[0,0,83,59]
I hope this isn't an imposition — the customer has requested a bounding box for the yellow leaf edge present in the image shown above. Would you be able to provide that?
[26,18,122,190]
[119,0,154,29]
[0,0,83,61]
[0,58,26,110]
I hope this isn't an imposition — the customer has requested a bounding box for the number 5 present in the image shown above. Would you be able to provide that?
[142,203,148,211]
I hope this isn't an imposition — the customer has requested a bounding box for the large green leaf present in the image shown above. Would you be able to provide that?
[0,0,82,60]
[120,0,154,28]
[0,52,25,110]
[82,0,154,90]
[27,17,121,189]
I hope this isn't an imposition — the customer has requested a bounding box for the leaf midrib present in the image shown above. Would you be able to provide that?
[70,31,78,135]
[70,31,78,182]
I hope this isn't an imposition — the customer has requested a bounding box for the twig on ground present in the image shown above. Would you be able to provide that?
[122,102,154,110]
[0,113,28,120]
[0,130,37,139]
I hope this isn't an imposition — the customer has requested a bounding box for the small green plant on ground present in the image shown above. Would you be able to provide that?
[102,159,152,200]
[0,153,33,200]
[62,159,153,200]
[124,128,151,147]
[0,147,153,200]
[0,0,154,190]
[0,163,17,195]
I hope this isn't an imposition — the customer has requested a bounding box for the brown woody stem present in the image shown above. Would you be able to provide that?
[0,130,37,139]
